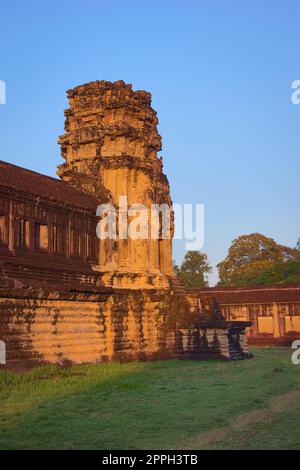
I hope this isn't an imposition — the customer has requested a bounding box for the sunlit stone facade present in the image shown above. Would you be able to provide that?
[0,81,253,367]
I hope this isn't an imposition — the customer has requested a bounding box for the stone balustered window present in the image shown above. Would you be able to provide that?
[70,229,95,260]
[70,229,80,258]
[15,218,30,249]
[294,305,300,315]
[53,225,65,255]
[86,233,97,261]
[79,233,85,258]
[35,223,49,252]
[0,215,7,246]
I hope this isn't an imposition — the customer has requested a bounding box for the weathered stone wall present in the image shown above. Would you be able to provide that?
[0,80,253,367]
[188,285,300,344]
[0,290,251,368]
[0,161,102,292]
[221,302,300,344]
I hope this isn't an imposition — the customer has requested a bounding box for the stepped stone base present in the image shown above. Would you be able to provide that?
[0,288,251,369]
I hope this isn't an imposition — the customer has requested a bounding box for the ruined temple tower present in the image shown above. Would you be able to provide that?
[57,80,174,289]
[0,80,253,365]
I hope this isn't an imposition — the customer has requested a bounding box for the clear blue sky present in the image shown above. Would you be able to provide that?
[1,0,299,285]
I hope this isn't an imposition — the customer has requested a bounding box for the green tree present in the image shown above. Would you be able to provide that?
[296,238,300,251]
[248,260,300,285]
[174,251,212,287]
[217,233,300,286]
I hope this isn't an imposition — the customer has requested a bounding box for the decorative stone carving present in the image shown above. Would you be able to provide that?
[0,80,254,367]
[57,80,174,288]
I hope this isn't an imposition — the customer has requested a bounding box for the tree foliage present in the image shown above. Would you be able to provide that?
[296,238,300,251]
[174,250,212,288]
[217,233,300,286]
[247,260,300,285]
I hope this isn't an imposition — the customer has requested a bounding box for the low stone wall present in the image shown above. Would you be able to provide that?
[0,289,251,368]
[188,285,300,345]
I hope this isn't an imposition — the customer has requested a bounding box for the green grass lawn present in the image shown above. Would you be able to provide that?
[0,348,299,450]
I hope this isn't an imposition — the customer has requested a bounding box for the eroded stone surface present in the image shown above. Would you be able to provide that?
[0,80,252,367]
[0,289,251,367]
[57,80,174,288]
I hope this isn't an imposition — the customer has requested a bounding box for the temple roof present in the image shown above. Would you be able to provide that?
[189,284,300,304]
[0,160,100,211]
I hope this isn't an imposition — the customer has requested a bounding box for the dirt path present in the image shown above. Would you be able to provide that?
[179,390,300,449]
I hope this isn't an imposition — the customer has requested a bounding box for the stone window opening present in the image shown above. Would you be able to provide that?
[0,215,7,246]
[86,233,97,261]
[16,218,30,249]
[53,225,65,255]
[70,229,80,258]
[35,223,49,252]
[86,233,91,259]
[79,233,85,258]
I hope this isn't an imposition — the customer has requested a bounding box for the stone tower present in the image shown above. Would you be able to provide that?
[58,80,174,288]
